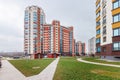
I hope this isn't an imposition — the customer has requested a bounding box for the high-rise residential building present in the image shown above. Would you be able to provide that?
[95,0,120,59]
[75,41,82,56]
[88,37,96,54]
[75,41,86,56]
[24,6,46,59]
[81,43,86,55]
[24,6,75,58]
[60,26,74,56]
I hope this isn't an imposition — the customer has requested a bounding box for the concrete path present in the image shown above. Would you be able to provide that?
[0,57,60,80]
[0,60,26,80]
[77,58,120,68]
[26,57,60,80]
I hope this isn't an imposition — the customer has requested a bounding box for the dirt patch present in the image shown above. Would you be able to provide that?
[32,67,40,69]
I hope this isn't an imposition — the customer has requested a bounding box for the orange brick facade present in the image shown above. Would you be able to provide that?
[24,6,75,58]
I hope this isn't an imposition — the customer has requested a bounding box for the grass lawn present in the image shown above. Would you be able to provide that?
[9,59,54,77]
[54,57,120,80]
[83,57,120,65]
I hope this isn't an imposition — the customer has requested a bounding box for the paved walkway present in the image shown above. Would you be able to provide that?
[0,60,26,80]
[26,57,60,80]
[77,58,120,68]
[0,57,60,80]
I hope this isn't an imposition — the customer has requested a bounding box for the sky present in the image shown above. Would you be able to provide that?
[0,0,96,52]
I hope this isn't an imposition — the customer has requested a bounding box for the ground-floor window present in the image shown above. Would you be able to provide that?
[96,47,101,53]
[113,42,120,51]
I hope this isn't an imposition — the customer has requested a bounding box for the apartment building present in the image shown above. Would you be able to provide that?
[88,37,96,54]
[24,6,75,58]
[24,6,46,59]
[81,43,86,55]
[95,0,120,59]
[75,41,86,56]
[75,41,82,56]
[60,26,74,56]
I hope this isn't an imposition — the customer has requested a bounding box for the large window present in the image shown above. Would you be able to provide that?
[102,16,106,25]
[113,28,120,36]
[96,3,100,10]
[96,47,101,53]
[96,20,100,26]
[33,24,37,28]
[33,12,37,22]
[113,14,120,23]
[103,26,106,35]
[33,29,37,33]
[96,38,100,44]
[113,0,120,9]
[113,42,120,51]
[103,36,106,42]
[96,29,100,35]
[102,6,106,16]
[96,11,100,18]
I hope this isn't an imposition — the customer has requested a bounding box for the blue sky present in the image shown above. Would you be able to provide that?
[0,0,96,52]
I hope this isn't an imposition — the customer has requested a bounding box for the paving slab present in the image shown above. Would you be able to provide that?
[0,60,26,80]
[26,57,60,80]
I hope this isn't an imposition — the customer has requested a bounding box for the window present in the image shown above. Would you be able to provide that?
[96,47,101,53]
[96,20,100,26]
[33,35,37,38]
[25,11,29,22]
[33,17,37,22]
[24,30,28,33]
[96,11,100,18]
[96,29,100,35]
[102,47,106,52]
[113,1,119,9]
[25,24,29,28]
[103,26,106,35]
[102,0,106,5]
[40,15,45,25]
[33,29,37,33]
[102,6,106,16]
[33,12,37,22]
[33,24,37,28]
[96,38,100,44]
[96,3,100,10]
[113,42,120,51]
[103,36,106,42]
[102,16,106,25]
[113,28,120,36]
[113,0,120,9]
[113,14,119,23]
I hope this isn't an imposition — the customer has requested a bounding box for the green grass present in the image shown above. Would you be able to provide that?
[9,59,54,77]
[54,57,120,80]
[83,57,120,65]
